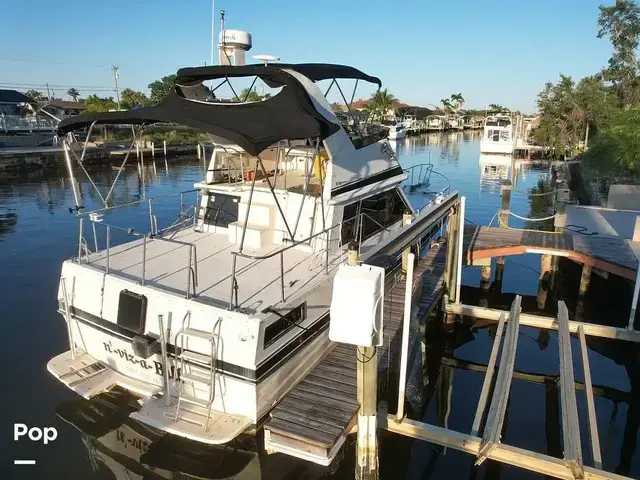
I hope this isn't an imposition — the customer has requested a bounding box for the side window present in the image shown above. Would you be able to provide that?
[340,201,360,245]
[339,188,407,244]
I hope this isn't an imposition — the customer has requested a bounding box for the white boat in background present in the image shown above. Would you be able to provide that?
[480,114,514,154]
[47,62,451,447]
[425,115,445,132]
[382,116,406,140]
[402,114,418,134]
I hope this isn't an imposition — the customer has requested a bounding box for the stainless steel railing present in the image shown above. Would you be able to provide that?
[228,211,392,310]
[76,189,201,298]
[403,163,451,196]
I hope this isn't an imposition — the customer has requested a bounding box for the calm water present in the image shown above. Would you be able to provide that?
[1,132,638,479]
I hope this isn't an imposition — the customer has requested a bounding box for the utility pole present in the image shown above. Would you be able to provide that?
[111,65,120,110]
[46,83,51,100]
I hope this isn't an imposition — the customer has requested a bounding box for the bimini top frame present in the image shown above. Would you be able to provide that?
[58,64,381,157]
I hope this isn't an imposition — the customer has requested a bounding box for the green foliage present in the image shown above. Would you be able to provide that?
[534,73,619,157]
[120,88,150,109]
[488,104,509,113]
[145,129,207,144]
[597,0,640,107]
[235,88,264,102]
[24,89,46,102]
[440,93,465,113]
[66,88,80,102]
[366,89,397,120]
[148,74,176,105]
[83,94,117,112]
[582,106,640,178]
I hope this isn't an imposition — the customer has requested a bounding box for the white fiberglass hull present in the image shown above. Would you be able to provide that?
[388,129,405,140]
[480,140,514,155]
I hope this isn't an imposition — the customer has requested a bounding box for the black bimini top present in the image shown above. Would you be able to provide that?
[58,64,381,156]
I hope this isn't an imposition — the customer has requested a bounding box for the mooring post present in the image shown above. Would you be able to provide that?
[480,266,491,291]
[443,203,460,324]
[401,210,413,276]
[163,140,167,157]
[497,179,512,277]
[454,196,466,304]
[396,252,415,422]
[151,141,155,159]
[537,254,553,310]
[577,264,592,317]
[555,181,570,233]
[197,143,202,160]
[135,141,140,160]
[351,242,379,480]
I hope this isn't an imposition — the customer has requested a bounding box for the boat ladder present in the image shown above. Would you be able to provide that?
[174,312,217,431]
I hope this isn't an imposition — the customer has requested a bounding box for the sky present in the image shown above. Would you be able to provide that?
[0,0,619,112]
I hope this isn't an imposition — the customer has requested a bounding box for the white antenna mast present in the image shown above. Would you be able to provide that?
[210,0,215,66]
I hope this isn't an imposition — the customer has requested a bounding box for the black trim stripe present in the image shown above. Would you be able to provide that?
[330,165,404,197]
[60,304,329,384]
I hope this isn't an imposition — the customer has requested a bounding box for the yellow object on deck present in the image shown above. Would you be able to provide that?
[314,152,328,180]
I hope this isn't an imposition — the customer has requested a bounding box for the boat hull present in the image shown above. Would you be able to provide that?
[480,141,514,155]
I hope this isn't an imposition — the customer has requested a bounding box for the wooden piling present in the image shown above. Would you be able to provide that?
[443,204,460,324]
[480,266,491,291]
[537,254,553,310]
[555,181,570,233]
[163,140,167,157]
[351,242,379,480]
[197,143,202,160]
[497,180,512,273]
[151,141,155,158]
[576,264,592,317]
[401,211,413,276]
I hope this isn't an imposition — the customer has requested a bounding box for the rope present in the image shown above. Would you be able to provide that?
[498,216,560,234]
[513,188,560,197]
[508,211,558,222]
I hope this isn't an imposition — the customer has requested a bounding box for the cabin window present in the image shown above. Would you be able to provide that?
[340,188,407,244]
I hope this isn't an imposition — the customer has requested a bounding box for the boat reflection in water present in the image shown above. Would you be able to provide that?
[477,153,534,194]
[56,387,267,479]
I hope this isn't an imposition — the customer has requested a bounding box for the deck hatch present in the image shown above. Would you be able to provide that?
[116,290,148,334]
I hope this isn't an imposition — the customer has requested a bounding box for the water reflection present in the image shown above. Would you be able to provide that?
[55,388,263,480]
[2,134,639,478]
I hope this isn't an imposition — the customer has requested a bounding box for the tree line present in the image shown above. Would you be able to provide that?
[23,75,179,112]
[534,0,640,178]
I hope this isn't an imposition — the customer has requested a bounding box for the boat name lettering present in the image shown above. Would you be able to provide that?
[103,341,153,370]
[115,428,150,453]
[102,341,174,378]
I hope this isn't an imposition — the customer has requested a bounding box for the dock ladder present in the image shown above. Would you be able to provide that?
[174,312,217,431]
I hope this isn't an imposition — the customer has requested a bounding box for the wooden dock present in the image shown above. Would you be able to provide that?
[464,225,639,280]
[263,243,447,465]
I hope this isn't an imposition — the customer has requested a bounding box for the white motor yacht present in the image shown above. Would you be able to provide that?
[47,63,451,446]
[480,114,514,154]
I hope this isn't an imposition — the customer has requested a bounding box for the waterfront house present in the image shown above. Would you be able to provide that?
[37,99,86,121]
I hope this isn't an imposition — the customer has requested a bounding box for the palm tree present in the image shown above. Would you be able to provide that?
[441,98,453,112]
[67,88,80,102]
[450,93,465,111]
[369,89,397,120]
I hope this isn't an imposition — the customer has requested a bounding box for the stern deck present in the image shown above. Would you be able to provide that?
[86,227,340,313]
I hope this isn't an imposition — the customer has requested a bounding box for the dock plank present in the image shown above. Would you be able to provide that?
[464,225,638,278]
[264,243,447,464]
